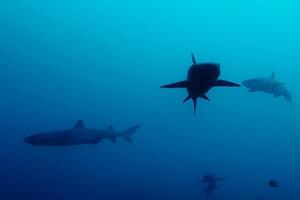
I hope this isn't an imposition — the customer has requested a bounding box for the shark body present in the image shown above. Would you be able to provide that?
[242,72,292,107]
[201,174,224,198]
[161,53,240,115]
[24,120,141,146]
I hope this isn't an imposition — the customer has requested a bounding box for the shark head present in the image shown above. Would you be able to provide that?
[24,134,45,145]
[242,78,261,89]
[23,135,35,144]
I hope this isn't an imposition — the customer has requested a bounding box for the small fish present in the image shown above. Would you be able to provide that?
[269,180,279,188]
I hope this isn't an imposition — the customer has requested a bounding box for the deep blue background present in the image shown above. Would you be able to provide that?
[0,0,300,199]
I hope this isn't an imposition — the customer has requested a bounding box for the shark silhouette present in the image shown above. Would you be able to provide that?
[242,72,292,109]
[24,120,141,146]
[161,53,240,115]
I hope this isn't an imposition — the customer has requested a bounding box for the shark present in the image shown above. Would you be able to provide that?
[24,120,141,146]
[201,174,224,197]
[161,53,240,115]
[242,72,292,108]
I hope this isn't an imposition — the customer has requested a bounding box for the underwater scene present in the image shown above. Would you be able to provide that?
[1,0,300,199]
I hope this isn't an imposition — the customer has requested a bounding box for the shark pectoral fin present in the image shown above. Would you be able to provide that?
[273,94,280,98]
[74,119,85,129]
[183,96,191,103]
[107,125,114,131]
[213,80,240,87]
[248,89,257,92]
[161,81,188,88]
[200,94,210,101]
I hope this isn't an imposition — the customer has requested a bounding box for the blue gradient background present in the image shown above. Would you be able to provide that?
[0,0,299,199]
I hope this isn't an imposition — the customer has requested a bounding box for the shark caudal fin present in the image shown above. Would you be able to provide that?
[183,96,197,116]
[160,81,188,88]
[121,125,141,143]
[183,95,209,116]
[192,97,197,116]
[285,93,294,111]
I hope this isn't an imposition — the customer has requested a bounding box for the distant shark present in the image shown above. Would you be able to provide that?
[242,72,292,108]
[201,174,224,197]
[24,120,141,146]
[161,53,240,115]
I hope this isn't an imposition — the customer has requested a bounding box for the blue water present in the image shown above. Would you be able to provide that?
[1,0,300,199]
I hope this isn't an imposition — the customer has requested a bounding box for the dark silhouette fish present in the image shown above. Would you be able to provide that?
[24,120,141,146]
[269,180,279,188]
[242,72,293,109]
[201,174,224,197]
[161,53,240,115]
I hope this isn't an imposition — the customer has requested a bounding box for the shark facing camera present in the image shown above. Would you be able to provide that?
[161,53,240,115]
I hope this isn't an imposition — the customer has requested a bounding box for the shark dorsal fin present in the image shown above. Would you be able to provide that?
[271,72,275,79]
[74,120,85,129]
[191,53,197,65]
[107,125,114,131]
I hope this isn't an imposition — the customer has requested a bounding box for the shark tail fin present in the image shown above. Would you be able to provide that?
[121,125,141,143]
[285,93,294,111]
[183,96,198,116]
[193,97,197,116]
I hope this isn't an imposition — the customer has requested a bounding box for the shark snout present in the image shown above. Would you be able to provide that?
[241,80,250,87]
[24,136,34,144]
